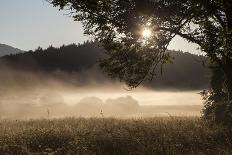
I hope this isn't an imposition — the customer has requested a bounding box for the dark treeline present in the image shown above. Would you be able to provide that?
[0,41,209,90]
[145,51,210,90]
[0,41,104,72]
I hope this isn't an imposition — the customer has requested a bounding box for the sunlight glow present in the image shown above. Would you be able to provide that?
[142,28,152,38]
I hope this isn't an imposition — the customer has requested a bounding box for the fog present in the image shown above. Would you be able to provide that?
[0,66,203,119]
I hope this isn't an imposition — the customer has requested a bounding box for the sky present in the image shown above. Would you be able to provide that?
[0,0,200,53]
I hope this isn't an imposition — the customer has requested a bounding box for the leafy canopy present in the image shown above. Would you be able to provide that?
[48,0,232,88]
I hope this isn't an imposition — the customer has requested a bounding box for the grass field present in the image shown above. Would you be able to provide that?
[0,117,232,155]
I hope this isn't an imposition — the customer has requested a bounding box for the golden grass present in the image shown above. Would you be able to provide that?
[0,117,231,155]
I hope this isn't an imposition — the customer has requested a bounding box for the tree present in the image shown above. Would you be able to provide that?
[48,0,232,124]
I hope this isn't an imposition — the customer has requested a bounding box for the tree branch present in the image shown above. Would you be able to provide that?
[157,27,202,46]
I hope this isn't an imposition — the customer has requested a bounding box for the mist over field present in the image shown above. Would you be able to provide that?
[0,64,203,119]
[1,1,232,154]
[0,42,208,119]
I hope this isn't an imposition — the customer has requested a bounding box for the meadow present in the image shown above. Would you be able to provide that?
[0,117,232,155]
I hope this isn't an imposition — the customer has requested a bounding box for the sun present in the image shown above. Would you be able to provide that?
[142,28,152,38]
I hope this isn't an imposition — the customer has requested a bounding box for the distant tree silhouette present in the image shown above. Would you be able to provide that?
[48,0,232,125]
[0,42,209,90]
[0,41,104,72]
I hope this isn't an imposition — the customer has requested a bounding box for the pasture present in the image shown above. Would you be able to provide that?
[0,117,232,154]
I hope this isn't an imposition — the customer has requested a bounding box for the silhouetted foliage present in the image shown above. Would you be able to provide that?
[0,42,209,90]
[0,41,104,72]
[144,51,209,90]
[48,0,232,125]
[202,63,232,126]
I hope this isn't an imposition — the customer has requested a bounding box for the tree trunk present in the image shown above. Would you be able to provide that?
[222,61,232,101]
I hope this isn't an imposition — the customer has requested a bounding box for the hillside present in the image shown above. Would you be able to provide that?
[0,43,23,57]
[145,51,209,90]
[0,42,210,90]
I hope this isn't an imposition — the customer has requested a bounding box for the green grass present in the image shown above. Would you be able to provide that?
[0,117,232,155]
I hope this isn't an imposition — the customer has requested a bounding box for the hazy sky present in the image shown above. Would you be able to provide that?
[0,0,200,53]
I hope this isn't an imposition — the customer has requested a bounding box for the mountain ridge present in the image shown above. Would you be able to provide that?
[0,43,23,57]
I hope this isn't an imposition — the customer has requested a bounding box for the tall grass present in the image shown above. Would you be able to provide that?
[0,117,231,155]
